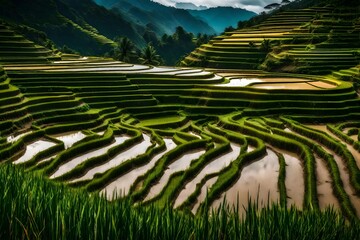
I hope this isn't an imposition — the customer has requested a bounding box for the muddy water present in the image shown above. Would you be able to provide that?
[45,64,150,72]
[252,82,319,90]
[192,177,219,214]
[174,143,241,208]
[307,81,337,89]
[13,140,57,164]
[71,134,153,183]
[212,149,280,216]
[101,138,177,200]
[144,149,206,201]
[55,132,87,149]
[178,71,213,77]
[132,67,183,73]
[7,131,32,143]
[36,155,56,165]
[216,78,263,87]
[36,132,87,166]
[315,155,340,210]
[307,125,360,169]
[283,152,305,208]
[305,125,360,217]
[50,135,130,179]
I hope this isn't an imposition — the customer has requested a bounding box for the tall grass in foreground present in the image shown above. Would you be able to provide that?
[0,164,359,240]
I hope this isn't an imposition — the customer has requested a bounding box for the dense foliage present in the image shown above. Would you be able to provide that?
[1,164,359,240]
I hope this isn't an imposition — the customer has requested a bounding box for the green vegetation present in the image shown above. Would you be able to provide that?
[1,164,360,240]
[138,44,163,66]
[182,3,360,74]
[0,0,360,238]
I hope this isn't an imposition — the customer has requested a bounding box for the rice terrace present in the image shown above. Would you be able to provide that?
[0,0,360,239]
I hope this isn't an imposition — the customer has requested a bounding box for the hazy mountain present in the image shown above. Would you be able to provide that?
[94,0,217,35]
[95,0,256,35]
[175,3,208,10]
[188,7,257,33]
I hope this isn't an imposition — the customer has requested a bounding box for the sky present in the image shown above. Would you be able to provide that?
[152,0,282,13]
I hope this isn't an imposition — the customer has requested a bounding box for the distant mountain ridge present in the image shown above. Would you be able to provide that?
[188,7,257,33]
[175,3,208,10]
[95,0,257,34]
[0,0,257,57]
[94,0,217,35]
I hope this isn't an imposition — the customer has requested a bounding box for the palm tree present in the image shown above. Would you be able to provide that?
[138,44,162,66]
[114,37,136,62]
[260,39,272,52]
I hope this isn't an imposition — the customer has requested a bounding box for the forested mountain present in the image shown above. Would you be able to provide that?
[0,0,256,59]
[0,0,146,55]
[94,0,217,35]
[94,0,256,35]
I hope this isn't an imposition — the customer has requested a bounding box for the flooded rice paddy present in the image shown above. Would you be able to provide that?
[13,140,56,164]
[50,135,130,179]
[144,149,206,201]
[71,134,153,183]
[102,138,177,200]
[212,149,280,216]
[174,143,241,208]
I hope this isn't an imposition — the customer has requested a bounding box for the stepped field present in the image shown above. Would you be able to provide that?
[182,6,360,75]
[1,56,360,219]
[0,6,360,238]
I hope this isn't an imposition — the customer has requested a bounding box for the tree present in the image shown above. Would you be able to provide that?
[138,44,163,66]
[223,26,235,34]
[114,37,136,62]
[260,39,272,52]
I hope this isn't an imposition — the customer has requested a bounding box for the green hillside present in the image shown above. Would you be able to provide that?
[182,4,360,75]
[0,0,360,238]
[0,0,144,55]
[0,21,61,63]
[95,0,218,36]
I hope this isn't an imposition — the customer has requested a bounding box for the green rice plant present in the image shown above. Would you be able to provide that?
[56,128,144,182]
[327,124,360,151]
[221,116,319,211]
[42,127,117,176]
[271,125,357,220]
[196,123,267,214]
[275,151,287,208]
[1,163,360,240]
[130,139,208,202]
[282,117,360,195]
[0,129,45,161]
[85,132,166,192]
[149,128,231,207]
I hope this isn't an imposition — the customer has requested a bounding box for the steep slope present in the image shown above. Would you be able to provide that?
[95,0,217,35]
[0,21,60,63]
[188,7,257,33]
[0,0,145,55]
[182,4,360,74]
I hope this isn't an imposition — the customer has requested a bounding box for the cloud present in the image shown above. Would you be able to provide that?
[151,0,282,13]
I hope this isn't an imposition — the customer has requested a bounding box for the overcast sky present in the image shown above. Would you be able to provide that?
[152,0,282,13]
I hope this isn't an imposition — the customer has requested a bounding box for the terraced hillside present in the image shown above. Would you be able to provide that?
[182,6,360,75]
[0,55,359,220]
[0,4,360,226]
[0,22,60,63]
